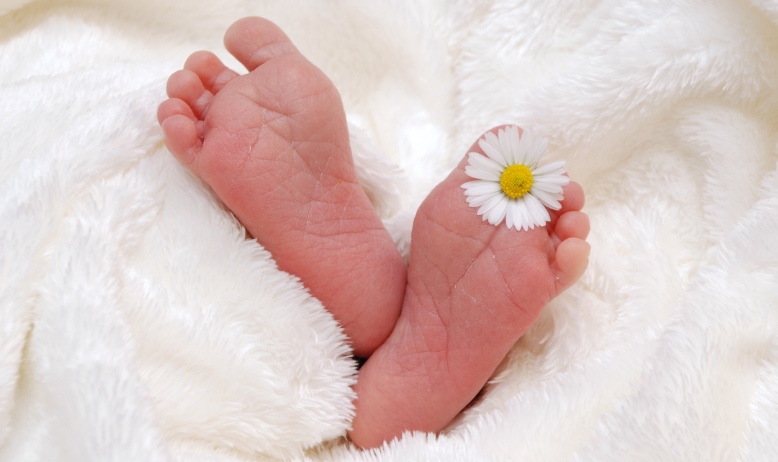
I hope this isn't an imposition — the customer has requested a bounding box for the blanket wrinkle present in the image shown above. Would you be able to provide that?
[2,0,778,461]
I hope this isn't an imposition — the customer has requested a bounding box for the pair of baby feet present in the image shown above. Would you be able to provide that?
[158,17,590,449]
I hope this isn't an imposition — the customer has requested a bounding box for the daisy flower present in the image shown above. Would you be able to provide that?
[461,125,569,231]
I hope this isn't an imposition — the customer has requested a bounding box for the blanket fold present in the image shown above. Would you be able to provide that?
[2,1,777,460]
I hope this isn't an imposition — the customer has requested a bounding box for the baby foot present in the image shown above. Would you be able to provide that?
[349,126,590,448]
[157,17,406,356]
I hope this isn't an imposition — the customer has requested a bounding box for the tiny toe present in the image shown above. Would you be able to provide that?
[184,50,239,93]
[157,98,196,125]
[559,181,585,213]
[161,114,202,166]
[554,211,590,242]
[224,17,298,71]
[166,69,212,118]
[553,238,590,289]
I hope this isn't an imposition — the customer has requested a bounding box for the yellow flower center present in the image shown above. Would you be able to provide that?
[500,164,534,199]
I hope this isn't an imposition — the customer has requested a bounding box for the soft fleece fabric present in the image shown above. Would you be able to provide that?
[2,0,778,460]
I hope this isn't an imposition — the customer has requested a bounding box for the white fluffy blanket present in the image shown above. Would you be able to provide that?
[2,0,778,460]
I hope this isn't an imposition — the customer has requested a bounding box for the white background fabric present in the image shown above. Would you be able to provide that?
[1,0,777,460]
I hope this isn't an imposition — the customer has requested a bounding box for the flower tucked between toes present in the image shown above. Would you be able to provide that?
[461,125,569,231]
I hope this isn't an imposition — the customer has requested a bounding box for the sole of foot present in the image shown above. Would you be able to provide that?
[157,17,406,357]
[349,126,590,448]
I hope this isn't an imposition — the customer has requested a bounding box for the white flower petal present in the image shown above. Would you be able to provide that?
[527,138,548,168]
[514,199,529,231]
[532,160,566,176]
[467,152,504,175]
[476,204,490,220]
[483,131,500,146]
[479,132,509,166]
[499,127,514,164]
[533,174,570,186]
[505,200,515,229]
[467,193,494,208]
[462,180,502,196]
[487,196,509,225]
[477,193,504,219]
[466,165,501,181]
[507,126,522,164]
[523,193,550,228]
[531,180,564,196]
[517,128,534,164]
[521,128,535,155]
[530,187,562,210]
[523,204,536,230]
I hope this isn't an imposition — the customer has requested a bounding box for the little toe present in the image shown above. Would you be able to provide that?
[224,17,299,71]
[553,238,590,289]
[558,181,585,213]
[554,211,590,242]
[157,98,196,125]
[166,69,212,118]
[160,114,202,165]
[184,50,239,93]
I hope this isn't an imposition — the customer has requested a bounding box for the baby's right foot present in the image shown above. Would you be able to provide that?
[350,126,590,448]
[157,18,406,356]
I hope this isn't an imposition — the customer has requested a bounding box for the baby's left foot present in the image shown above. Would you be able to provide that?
[157,18,406,356]
[349,126,590,448]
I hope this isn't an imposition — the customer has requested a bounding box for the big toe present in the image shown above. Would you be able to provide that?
[224,17,299,71]
[350,126,588,448]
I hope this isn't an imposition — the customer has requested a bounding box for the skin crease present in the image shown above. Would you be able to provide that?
[158,17,591,450]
